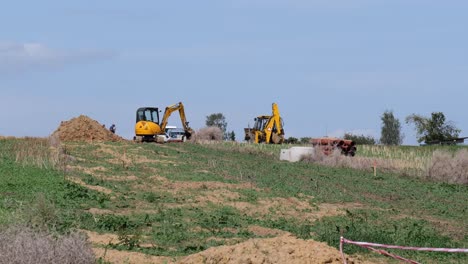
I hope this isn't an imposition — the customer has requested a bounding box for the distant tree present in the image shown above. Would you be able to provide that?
[299,137,312,144]
[406,112,460,144]
[229,130,236,141]
[344,133,376,145]
[285,137,298,144]
[206,113,227,139]
[380,110,404,145]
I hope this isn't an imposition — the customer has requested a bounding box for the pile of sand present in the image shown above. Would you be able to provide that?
[51,115,125,142]
[178,235,373,264]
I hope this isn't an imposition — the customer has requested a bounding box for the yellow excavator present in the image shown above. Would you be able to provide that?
[244,103,285,144]
[134,102,194,143]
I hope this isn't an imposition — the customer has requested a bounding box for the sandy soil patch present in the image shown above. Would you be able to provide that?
[229,197,362,221]
[90,234,385,264]
[83,230,119,245]
[140,175,258,193]
[67,165,108,175]
[178,234,382,264]
[93,248,178,264]
[87,208,114,215]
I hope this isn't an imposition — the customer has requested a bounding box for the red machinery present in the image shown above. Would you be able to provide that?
[310,137,357,156]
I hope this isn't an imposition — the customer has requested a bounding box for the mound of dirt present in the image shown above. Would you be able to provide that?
[178,235,373,264]
[51,115,125,142]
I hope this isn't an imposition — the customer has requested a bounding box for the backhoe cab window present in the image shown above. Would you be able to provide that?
[137,108,159,123]
[254,118,267,130]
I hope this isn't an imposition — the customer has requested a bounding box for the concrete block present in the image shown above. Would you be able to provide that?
[280,147,314,162]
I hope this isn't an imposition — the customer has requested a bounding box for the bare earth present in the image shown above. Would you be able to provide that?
[90,233,384,264]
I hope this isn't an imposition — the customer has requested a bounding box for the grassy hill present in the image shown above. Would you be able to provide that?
[0,138,466,263]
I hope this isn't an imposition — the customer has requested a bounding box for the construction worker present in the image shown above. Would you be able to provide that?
[110,124,116,134]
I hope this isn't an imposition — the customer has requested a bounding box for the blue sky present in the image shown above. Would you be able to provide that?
[1,0,467,145]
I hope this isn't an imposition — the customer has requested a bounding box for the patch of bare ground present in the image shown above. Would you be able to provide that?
[68,177,113,195]
[67,165,108,175]
[88,231,384,264]
[133,156,177,165]
[87,208,113,215]
[171,180,256,191]
[90,234,385,264]
[139,175,259,192]
[191,189,242,204]
[93,248,178,264]
[178,234,383,264]
[83,230,119,245]
[231,198,362,220]
[103,175,139,182]
[132,175,360,221]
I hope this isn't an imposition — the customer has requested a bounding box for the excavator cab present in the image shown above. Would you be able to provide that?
[134,107,163,142]
[136,107,160,123]
[253,117,267,131]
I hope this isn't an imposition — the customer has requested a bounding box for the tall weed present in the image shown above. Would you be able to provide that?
[8,136,67,169]
[0,227,95,264]
[428,149,468,184]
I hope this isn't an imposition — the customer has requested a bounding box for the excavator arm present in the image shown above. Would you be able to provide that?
[262,103,284,144]
[160,102,194,139]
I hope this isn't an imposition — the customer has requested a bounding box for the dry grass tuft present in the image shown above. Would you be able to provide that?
[301,148,354,168]
[0,227,95,264]
[191,126,224,142]
[10,136,68,169]
[427,149,468,184]
[302,146,468,184]
[301,147,421,175]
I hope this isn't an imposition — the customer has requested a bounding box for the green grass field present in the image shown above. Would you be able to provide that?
[0,138,467,263]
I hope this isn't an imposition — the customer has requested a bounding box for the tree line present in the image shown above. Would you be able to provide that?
[204,111,461,145]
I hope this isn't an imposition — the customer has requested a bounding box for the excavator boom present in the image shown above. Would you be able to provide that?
[160,102,193,139]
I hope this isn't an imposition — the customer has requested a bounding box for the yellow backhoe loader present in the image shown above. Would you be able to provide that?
[244,103,285,144]
[134,102,194,143]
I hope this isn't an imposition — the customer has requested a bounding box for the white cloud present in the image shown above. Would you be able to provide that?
[0,41,115,73]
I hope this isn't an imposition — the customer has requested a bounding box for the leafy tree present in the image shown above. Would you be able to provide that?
[344,133,376,145]
[380,110,404,145]
[405,112,461,144]
[206,113,227,139]
[299,137,311,144]
[229,131,236,141]
[285,137,298,144]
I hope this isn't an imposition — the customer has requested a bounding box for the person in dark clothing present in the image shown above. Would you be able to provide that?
[110,124,116,134]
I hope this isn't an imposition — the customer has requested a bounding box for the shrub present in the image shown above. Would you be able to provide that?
[427,149,468,184]
[0,227,95,264]
[191,126,224,142]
